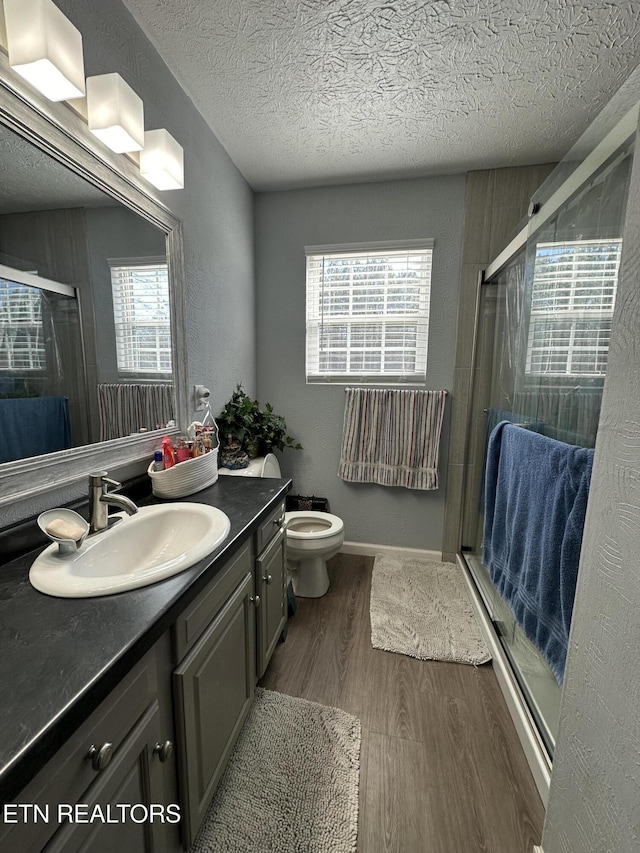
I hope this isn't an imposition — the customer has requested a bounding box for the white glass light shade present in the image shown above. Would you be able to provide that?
[4,0,85,101]
[86,73,144,153]
[140,129,184,190]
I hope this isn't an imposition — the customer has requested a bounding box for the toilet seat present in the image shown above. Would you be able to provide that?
[284,511,344,540]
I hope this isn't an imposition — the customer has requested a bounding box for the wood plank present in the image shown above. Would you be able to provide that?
[360,731,441,853]
[261,553,544,852]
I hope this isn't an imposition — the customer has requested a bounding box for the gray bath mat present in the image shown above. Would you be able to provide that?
[190,688,361,853]
[370,554,491,665]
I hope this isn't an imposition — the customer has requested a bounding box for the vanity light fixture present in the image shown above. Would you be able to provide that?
[140,129,184,190]
[86,73,144,153]
[3,0,85,102]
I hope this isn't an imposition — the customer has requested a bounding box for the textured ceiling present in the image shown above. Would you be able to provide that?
[122,0,640,190]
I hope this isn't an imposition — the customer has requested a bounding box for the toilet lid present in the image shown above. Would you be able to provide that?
[218,453,281,478]
[261,453,281,477]
[285,511,344,540]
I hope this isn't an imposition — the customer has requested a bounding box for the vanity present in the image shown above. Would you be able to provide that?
[0,475,290,853]
[0,16,294,850]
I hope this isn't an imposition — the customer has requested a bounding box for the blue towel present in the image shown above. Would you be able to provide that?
[482,421,594,684]
[478,408,544,511]
[0,396,71,463]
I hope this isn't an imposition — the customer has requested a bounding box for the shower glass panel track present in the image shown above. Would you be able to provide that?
[460,133,635,762]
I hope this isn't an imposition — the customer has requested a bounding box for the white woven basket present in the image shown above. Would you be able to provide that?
[148,447,219,499]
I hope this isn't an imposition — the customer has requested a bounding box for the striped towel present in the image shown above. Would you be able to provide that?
[97,383,174,441]
[339,388,447,490]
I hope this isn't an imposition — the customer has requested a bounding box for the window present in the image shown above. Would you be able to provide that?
[305,241,433,383]
[0,280,45,370]
[109,259,172,374]
[525,239,622,377]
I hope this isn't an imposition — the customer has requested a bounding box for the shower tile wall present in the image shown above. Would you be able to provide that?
[443,163,556,561]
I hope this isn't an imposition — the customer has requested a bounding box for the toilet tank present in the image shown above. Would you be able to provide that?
[218,453,281,478]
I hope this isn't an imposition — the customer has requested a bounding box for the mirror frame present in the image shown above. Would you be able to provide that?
[0,52,188,508]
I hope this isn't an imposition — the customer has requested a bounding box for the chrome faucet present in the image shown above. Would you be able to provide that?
[89,471,139,534]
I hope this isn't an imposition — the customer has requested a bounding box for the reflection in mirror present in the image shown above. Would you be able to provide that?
[0,122,174,464]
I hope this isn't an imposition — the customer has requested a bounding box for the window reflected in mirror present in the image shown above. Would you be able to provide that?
[0,280,47,371]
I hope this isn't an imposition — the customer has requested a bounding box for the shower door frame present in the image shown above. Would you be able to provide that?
[456,99,640,807]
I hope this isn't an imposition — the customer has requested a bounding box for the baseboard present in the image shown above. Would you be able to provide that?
[340,541,443,561]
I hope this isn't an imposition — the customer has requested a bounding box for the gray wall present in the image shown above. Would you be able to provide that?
[542,114,640,853]
[255,176,466,550]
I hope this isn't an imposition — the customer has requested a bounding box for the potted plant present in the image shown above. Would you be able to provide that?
[217,384,302,458]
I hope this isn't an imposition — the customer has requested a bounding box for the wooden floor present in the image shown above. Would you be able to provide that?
[260,553,544,853]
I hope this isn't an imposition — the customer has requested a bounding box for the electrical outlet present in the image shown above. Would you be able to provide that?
[533,846,544,853]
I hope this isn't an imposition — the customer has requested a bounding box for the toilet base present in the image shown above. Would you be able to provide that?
[288,556,330,598]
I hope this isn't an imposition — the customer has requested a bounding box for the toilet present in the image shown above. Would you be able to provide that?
[218,453,344,597]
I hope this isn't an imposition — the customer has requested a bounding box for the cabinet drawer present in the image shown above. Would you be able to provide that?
[0,645,159,853]
[43,701,167,853]
[172,542,252,662]
[255,501,285,555]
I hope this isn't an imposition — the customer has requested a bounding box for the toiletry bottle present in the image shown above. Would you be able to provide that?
[162,435,175,468]
[176,438,190,463]
[153,449,164,471]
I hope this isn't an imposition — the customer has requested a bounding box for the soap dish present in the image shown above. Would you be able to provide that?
[38,509,89,555]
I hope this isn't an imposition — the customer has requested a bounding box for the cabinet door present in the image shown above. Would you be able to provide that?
[1,641,171,853]
[173,572,255,847]
[44,701,171,853]
[256,524,287,678]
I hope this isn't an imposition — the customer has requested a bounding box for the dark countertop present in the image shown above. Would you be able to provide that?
[0,475,290,804]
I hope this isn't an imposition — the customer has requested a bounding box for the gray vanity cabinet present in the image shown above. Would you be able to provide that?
[172,544,256,848]
[43,702,169,853]
[3,491,290,853]
[255,502,287,678]
[0,634,180,853]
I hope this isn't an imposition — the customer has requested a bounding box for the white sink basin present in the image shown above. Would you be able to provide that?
[29,503,231,598]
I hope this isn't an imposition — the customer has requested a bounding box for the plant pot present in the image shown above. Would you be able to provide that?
[246,438,263,459]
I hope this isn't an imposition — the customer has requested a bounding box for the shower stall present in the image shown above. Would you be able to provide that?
[458,97,637,801]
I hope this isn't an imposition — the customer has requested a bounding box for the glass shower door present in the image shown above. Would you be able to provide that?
[461,135,634,757]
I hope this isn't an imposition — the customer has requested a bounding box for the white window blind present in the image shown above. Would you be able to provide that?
[305,241,433,383]
[110,260,172,374]
[0,280,45,370]
[525,239,622,377]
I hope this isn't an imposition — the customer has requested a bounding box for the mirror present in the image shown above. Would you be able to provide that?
[0,61,187,508]
[0,122,175,463]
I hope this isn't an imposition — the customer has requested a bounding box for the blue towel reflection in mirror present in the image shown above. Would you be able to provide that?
[0,396,71,463]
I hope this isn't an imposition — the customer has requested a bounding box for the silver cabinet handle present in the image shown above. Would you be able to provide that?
[250,594,261,607]
[263,574,273,585]
[87,742,113,772]
[153,740,174,763]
